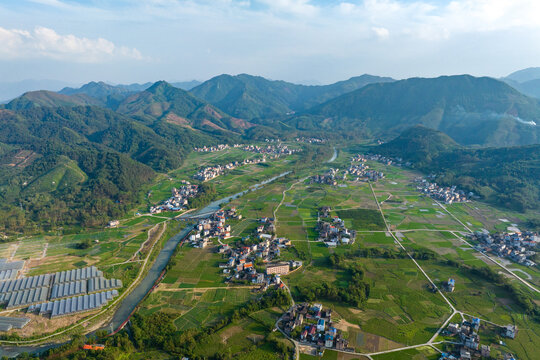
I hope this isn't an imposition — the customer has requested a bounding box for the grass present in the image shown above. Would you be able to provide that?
[336,208,385,230]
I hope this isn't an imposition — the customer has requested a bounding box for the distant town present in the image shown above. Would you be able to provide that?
[470,230,538,267]
[150,183,199,214]
[416,177,472,204]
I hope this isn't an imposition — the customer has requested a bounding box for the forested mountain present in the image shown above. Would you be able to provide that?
[59,81,136,109]
[503,68,540,99]
[4,90,102,110]
[190,73,394,119]
[505,67,540,83]
[1,73,540,233]
[0,105,218,233]
[376,126,540,211]
[58,80,203,109]
[505,79,540,99]
[289,75,540,147]
[0,79,73,103]
[117,81,254,133]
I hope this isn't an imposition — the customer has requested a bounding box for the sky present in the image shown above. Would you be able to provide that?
[1,0,540,85]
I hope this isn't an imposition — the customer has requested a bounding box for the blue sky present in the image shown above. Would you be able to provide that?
[1,0,539,85]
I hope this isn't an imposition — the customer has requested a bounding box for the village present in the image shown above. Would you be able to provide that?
[347,163,385,182]
[236,143,301,158]
[279,303,350,353]
[317,207,356,247]
[295,137,326,144]
[469,231,538,267]
[439,317,518,360]
[193,157,266,181]
[415,177,471,204]
[150,183,200,214]
[352,153,405,166]
[310,163,385,186]
[189,210,301,290]
[193,144,230,152]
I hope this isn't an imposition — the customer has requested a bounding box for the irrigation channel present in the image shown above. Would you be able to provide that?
[0,171,291,357]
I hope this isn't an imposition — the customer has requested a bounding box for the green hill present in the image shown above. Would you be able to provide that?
[375,125,460,165]
[377,126,540,211]
[4,90,103,110]
[298,75,540,147]
[117,81,253,133]
[0,103,221,233]
[59,81,136,109]
[190,73,394,119]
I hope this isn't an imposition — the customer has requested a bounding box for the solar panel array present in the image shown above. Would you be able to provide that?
[0,316,31,331]
[0,274,52,293]
[53,267,102,284]
[88,277,122,293]
[2,286,49,309]
[37,290,118,318]
[0,259,25,282]
[50,280,87,300]
[0,270,18,281]
[0,266,121,315]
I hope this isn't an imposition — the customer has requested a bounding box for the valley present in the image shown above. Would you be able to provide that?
[0,143,536,360]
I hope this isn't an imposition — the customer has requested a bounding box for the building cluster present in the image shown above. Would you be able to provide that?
[441,319,518,360]
[0,263,121,325]
[281,303,350,351]
[189,208,240,248]
[470,231,538,267]
[310,168,341,186]
[442,318,491,360]
[194,157,266,181]
[444,278,456,292]
[194,144,230,152]
[317,210,356,247]
[217,217,300,289]
[237,143,300,158]
[347,163,385,182]
[295,137,326,144]
[353,154,403,166]
[150,184,199,214]
[415,178,471,204]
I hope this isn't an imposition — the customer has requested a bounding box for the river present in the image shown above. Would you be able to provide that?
[0,170,292,357]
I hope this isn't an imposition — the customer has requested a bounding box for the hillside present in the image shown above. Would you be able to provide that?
[297,75,540,147]
[190,73,394,119]
[376,126,540,211]
[505,67,540,83]
[374,125,460,165]
[4,90,102,110]
[0,105,219,233]
[117,81,253,133]
[59,81,136,108]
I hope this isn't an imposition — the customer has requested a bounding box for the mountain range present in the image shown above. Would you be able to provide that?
[1,71,540,232]
[282,75,540,147]
[190,73,394,119]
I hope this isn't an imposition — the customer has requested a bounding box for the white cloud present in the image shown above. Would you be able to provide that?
[0,26,142,62]
[372,27,390,40]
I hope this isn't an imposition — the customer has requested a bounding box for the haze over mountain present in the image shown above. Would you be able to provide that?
[4,90,103,110]
[0,80,75,103]
[505,68,540,83]
[287,75,540,147]
[191,74,394,119]
[502,68,540,99]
